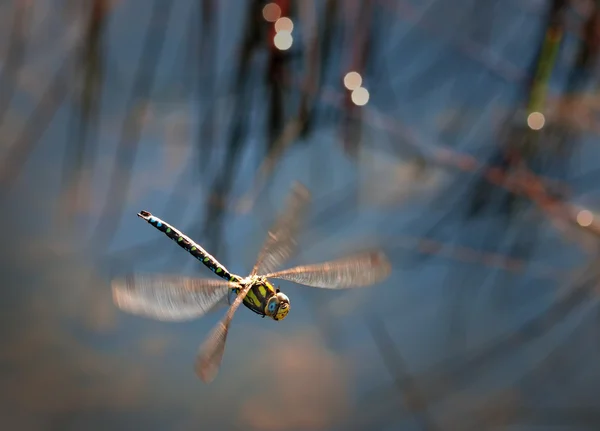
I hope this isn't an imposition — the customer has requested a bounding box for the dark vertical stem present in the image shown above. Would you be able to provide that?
[0,58,75,197]
[59,0,107,226]
[199,0,263,256]
[91,1,173,250]
[0,2,30,127]
[341,0,372,158]
[367,317,441,431]
[197,0,218,174]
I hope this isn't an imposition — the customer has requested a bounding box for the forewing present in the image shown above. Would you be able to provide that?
[112,274,236,322]
[265,250,391,289]
[195,284,252,383]
[251,182,311,276]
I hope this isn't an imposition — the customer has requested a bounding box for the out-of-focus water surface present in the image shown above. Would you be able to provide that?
[1,1,600,430]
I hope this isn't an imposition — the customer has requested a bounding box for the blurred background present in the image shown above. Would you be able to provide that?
[2,0,600,429]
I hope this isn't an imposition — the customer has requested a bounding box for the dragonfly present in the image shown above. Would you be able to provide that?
[111,183,391,383]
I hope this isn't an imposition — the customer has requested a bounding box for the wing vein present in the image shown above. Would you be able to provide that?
[265,250,391,289]
[112,274,237,321]
[195,283,252,383]
[251,182,311,276]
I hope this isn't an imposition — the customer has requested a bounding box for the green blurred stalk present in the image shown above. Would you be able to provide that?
[527,27,563,114]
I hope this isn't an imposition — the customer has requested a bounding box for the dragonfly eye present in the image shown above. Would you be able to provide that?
[266,297,278,315]
[276,292,289,303]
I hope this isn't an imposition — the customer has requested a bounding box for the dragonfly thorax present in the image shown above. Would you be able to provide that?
[236,276,290,321]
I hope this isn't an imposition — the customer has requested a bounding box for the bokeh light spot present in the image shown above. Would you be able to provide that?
[274,31,293,50]
[343,71,362,91]
[577,209,594,227]
[351,87,370,106]
[262,3,281,22]
[275,17,294,33]
[527,111,545,130]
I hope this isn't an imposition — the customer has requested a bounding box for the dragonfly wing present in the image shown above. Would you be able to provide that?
[251,182,311,276]
[265,250,391,289]
[195,284,252,383]
[112,274,237,322]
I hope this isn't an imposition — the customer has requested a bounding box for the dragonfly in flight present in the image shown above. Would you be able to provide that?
[112,183,391,383]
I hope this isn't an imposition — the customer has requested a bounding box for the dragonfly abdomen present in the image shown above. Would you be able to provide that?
[138,211,240,282]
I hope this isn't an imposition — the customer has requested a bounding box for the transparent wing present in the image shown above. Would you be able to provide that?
[112,274,237,322]
[251,182,311,276]
[195,283,252,383]
[265,250,392,289]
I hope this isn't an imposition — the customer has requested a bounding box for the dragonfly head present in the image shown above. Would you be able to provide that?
[265,291,290,321]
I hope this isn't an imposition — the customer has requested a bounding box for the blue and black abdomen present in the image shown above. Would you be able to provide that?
[139,210,240,283]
